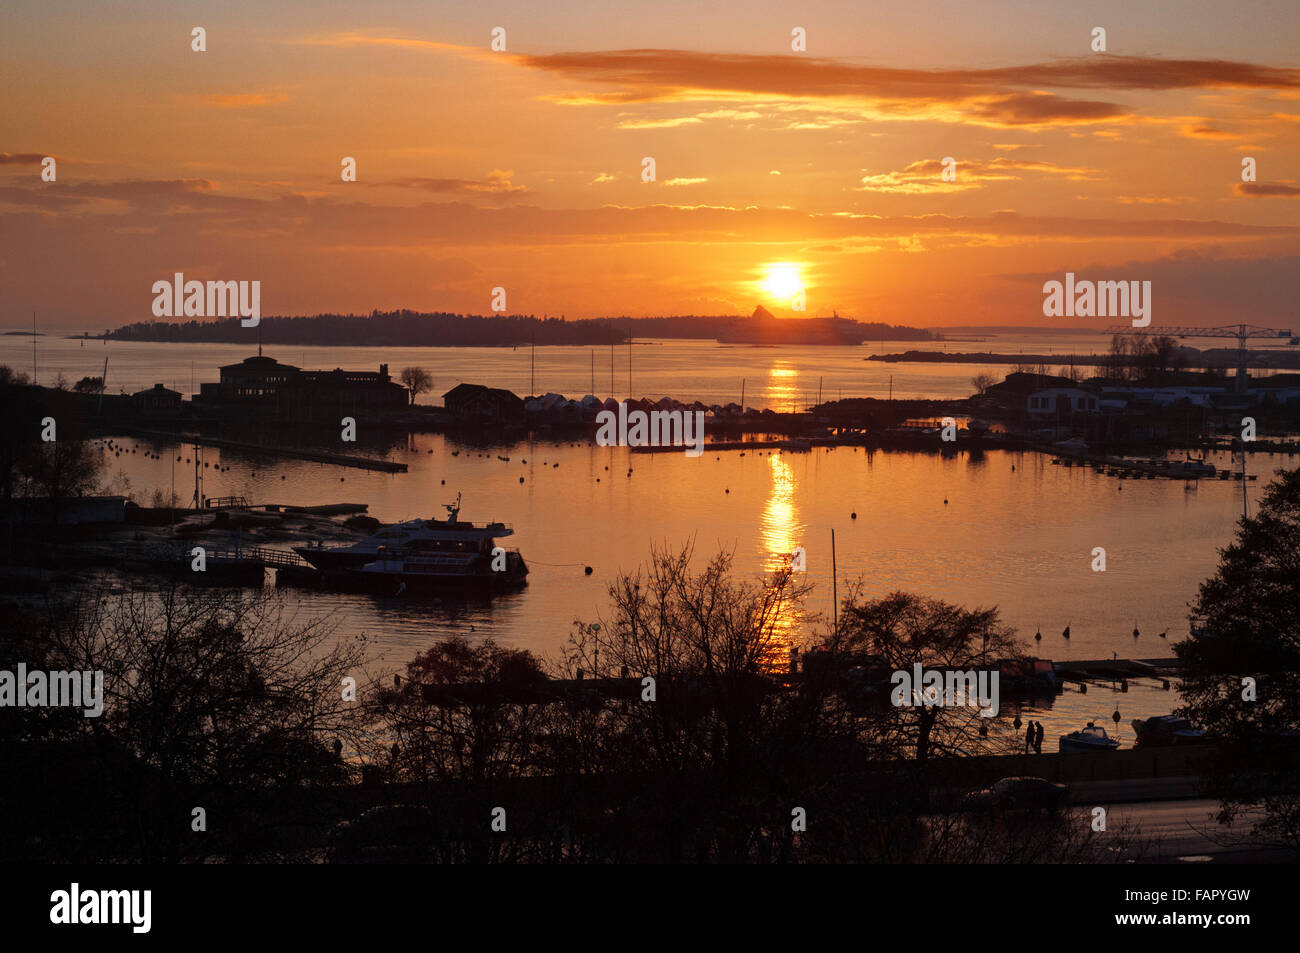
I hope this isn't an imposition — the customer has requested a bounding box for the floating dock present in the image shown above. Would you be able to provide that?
[1054,657,1180,691]
[1040,444,1220,480]
[630,439,817,454]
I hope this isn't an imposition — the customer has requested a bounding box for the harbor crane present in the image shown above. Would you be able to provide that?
[1105,323,1294,393]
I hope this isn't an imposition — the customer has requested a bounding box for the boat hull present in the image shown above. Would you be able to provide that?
[280,552,529,598]
[292,547,373,572]
[357,570,528,597]
[1059,737,1120,753]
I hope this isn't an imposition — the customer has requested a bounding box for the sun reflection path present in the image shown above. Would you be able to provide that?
[762,452,807,659]
[764,363,799,413]
[763,453,797,569]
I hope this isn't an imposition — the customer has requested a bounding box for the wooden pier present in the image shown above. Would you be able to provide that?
[1054,657,1180,692]
[198,499,369,516]
[125,429,408,473]
[1040,444,1217,480]
[630,439,815,454]
[107,541,308,573]
[203,545,308,570]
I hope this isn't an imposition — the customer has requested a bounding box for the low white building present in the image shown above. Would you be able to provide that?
[1027,388,1101,417]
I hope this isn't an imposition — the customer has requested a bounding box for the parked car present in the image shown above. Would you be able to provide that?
[327,804,437,863]
[963,776,1069,814]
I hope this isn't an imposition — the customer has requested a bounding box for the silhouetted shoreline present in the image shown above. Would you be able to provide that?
[93,311,934,347]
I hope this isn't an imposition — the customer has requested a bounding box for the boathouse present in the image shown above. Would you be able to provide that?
[131,383,183,417]
[443,384,525,423]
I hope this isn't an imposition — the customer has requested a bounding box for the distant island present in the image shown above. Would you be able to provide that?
[97,310,934,347]
[869,350,1108,364]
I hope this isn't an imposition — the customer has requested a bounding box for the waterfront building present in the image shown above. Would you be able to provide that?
[131,383,183,417]
[1027,388,1102,418]
[195,353,408,421]
[442,383,526,423]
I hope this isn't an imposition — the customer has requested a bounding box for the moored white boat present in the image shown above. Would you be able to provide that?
[1159,457,1216,479]
[293,493,514,572]
[1059,722,1120,753]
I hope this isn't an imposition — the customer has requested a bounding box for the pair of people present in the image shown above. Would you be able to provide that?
[1024,720,1044,754]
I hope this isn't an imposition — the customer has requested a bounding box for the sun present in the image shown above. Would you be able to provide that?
[762,263,804,299]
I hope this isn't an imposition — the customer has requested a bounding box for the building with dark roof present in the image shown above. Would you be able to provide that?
[443,383,525,423]
[131,383,183,417]
[195,353,408,421]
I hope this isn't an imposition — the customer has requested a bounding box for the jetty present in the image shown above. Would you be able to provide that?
[1040,443,1226,481]
[202,497,369,517]
[108,541,308,570]
[630,438,823,454]
[1054,657,1181,692]
[126,429,407,473]
[201,545,308,570]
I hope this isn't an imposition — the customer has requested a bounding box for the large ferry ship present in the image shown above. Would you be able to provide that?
[716,305,870,346]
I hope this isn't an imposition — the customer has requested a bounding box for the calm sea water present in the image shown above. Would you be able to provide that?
[6,329,1121,406]
[7,332,1290,742]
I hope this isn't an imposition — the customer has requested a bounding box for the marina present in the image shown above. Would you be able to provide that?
[8,0,1300,879]
[2,334,1293,763]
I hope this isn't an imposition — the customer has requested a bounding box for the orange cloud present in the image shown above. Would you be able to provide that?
[615,116,703,129]
[204,93,291,109]
[1236,182,1300,197]
[0,153,51,165]
[385,170,528,195]
[294,32,474,55]
[516,50,1300,129]
[1182,124,1242,139]
[857,157,1100,193]
[1116,195,1179,205]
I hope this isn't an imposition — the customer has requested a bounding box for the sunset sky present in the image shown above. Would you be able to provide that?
[2,0,1299,328]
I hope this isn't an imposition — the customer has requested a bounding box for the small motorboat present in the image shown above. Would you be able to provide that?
[1160,457,1216,478]
[1059,722,1120,752]
[1131,714,1207,747]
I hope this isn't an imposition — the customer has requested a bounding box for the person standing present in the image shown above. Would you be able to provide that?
[1034,721,1044,754]
[1025,721,1035,754]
